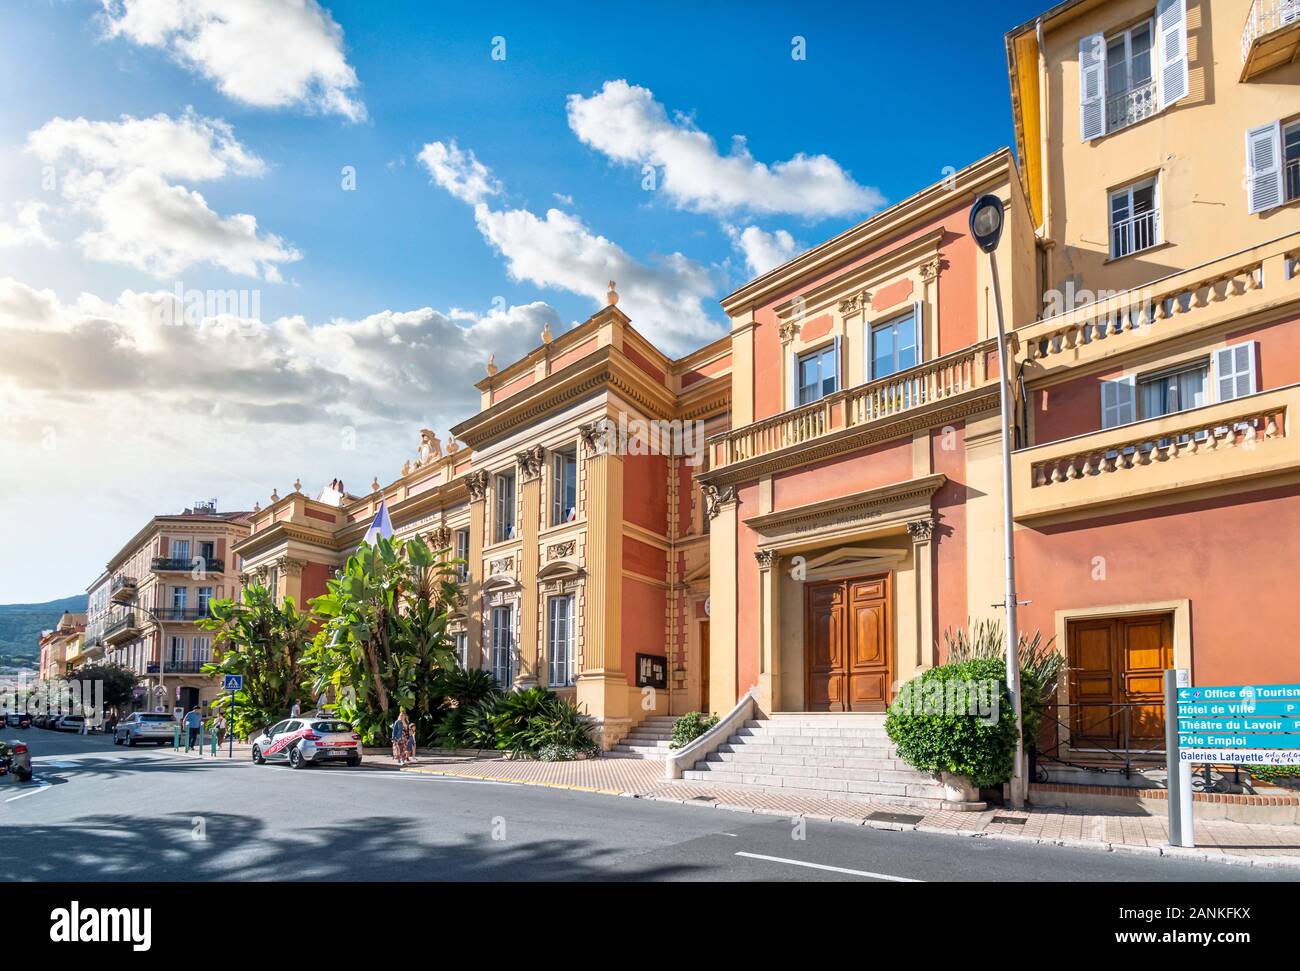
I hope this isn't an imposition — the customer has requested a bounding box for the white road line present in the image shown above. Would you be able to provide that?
[5,782,52,802]
[734,851,922,882]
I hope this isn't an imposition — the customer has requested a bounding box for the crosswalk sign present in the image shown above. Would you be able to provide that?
[222,675,244,691]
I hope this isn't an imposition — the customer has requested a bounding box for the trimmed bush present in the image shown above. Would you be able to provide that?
[669,710,720,750]
[885,657,1019,789]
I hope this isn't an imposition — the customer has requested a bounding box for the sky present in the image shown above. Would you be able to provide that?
[0,0,1046,603]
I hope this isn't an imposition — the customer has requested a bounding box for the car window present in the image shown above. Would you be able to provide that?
[141,714,172,722]
[284,721,302,733]
[310,721,353,733]
[268,721,289,736]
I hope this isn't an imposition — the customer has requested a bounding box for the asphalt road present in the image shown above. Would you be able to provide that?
[2,727,1295,882]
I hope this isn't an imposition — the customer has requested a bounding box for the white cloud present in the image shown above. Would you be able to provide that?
[26,111,298,280]
[417,140,500,205]
[0,201,56,249]
[99,0,366,121]
[567,80,884,219]
[729,225,798,276]
[420,140,723,356]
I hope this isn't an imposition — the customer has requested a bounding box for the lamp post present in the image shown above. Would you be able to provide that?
[969,194,1026,809]
[129,603,168,713]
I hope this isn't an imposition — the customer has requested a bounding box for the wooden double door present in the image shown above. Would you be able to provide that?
[1067,613,1173,750]
[805,574,892,712]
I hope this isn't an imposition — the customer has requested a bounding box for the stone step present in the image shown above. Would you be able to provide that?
[730,729,891,747]
[740,722,889,737]
[754,714,888,729]
[680,767,952,810]
[716,740,895,759]
[698,754,935,784]
[707,749,909,772]
[623,729,674,740]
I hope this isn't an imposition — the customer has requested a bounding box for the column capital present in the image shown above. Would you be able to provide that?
[465,469,490,502]
[701,483,737,520]
[906,517,936,542]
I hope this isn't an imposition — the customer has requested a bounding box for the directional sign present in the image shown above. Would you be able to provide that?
[1179,701,1300,717]
[222,675,244,692]
[1177,683,1300,704]
[1181,749,1300,766]
[1176,683,1300,753]
[1179,716,1300,731]
[1177,733,1300,748]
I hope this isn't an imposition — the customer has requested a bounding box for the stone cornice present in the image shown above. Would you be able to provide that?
[744,473,948,538]
[232,521,341,560]
[698,387,999,488]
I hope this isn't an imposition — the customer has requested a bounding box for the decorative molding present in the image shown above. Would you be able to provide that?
[237,572,251,586]
[920,257,941,284]
[466,470,490,502]
[275,556,305,577]
[490,555,515,576]
[906,517,936,542]
[744,474,947,540]
[547,540,576,559]
[700,483,737,520]
[516,444,547,480]
[426,525,453,549]
[838,290,871,317]
[754,549,775,569]
[578,419,609,457]
[778,319,800,345]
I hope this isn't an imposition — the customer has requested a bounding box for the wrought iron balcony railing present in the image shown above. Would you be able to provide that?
[1105,80,1157,134]
[152,556,224,574]
[1242,0,1300,80]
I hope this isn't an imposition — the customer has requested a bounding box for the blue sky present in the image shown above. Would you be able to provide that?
[0,0,1046,602]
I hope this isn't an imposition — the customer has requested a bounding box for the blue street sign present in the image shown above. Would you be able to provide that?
[1176,733,1300,749]
[1178,701,1300,717]
[1176,684,1300,704]
[222,675,243,691]
[1179,716,1300,731]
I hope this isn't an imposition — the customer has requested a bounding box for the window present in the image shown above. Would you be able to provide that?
[1250,120,1300,214]
[796,342,838,406]
[870,308,919,380]
[198,541,215,563]
[548,595,575,687]
[1214,343,1258,402]
[454,528,470,582]
[1109,179,1159,259]
[551,447,578,525]
[1287,123,1300,204]
[494,470,516,543]
[169,636,186,665]
[171,586,187,610]
[454,631,468,669]
[1100,376,1137,429]
[172,539,191,561]
[197,587,212,613]
[1079,1,1187,142]
[1138,362,1207,419]
[1104,21,1154,134]
[491,605,515,687]
[192,637,212,663]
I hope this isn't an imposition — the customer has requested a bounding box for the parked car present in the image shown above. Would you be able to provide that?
[251,718,362,769]
[53,714,86,733]
[4,712,31,729]
[33,713,53,729]
[0,738,31,782]
[113,712,175,747]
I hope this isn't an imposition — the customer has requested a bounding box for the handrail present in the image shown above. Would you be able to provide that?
[665,687,758,780]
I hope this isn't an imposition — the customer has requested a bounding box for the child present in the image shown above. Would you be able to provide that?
[406,718,418,765]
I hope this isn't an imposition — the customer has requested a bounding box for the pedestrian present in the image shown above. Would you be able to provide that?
[392,709,409,766]
[214,711,227,746]
[406,718,418,765]
[184,706,201,751]
[290,700,301,718]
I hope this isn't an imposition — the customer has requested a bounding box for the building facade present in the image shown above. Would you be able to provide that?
[38,612,86,682]
[90,505,251,714]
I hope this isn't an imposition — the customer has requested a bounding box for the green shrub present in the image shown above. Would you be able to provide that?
[1246,765,1300,784]
[885,657,1019,788]
[526,698,598,756]
[670,710,720,749]
[439,668,502,709]
[943,620,1060,750]
[436,695,502,749]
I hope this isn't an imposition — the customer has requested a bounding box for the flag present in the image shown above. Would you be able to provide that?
[362,500,394,546]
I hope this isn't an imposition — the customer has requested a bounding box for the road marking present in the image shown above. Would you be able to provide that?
[5,782,51,802]
[734,851,922,882]
[37,761,77,768]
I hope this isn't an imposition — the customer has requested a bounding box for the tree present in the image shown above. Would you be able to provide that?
[307,536,460,744]
[197,583,314,738]
[64,662,138,714]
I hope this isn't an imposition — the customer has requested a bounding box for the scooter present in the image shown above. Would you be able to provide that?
[0,739,32,782]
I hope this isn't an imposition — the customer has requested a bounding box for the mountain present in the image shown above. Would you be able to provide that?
[0,594,89,665]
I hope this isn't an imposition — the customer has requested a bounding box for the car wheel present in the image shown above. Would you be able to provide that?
[288,746,306,769]
[127,735,137,747]
[252,745,265,765]
[14,768,31,783]
[112,734,121,745]
[346,756,361,768]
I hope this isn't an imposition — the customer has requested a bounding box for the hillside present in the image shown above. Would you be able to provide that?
[0,594,89,665]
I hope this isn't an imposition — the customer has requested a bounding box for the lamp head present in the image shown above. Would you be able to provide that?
[969,194,1005,254]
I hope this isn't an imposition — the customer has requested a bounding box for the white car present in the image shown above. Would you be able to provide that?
[251,718,362,769]
[114,712,176,746]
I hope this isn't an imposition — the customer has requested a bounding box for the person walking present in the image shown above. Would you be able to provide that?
[391,709,410,766]
[184,706,201,752]
[214,711,227,747]
[405,718,418,766]
[290,700,301,719]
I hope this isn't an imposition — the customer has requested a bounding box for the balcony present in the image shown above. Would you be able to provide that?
[160,660,211,675]
[110,575,138,603]
[153,606,215,624]
[152,555,224,574]
[1021,235,1300,377]
[1013,385,1300,523]
[710,338,1000,472]
[1242,0,1300,81]
[1105,80,1157,134]
[103,612,143,646]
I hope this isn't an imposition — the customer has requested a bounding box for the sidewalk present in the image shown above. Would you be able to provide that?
[402,753,1300,871]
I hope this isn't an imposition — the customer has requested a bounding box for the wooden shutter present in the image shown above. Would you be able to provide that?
[1247,122,1284,214]
[1156,0,1189,110]
[1214,342,1259,402]
[1100,375,1136,429]
[1079,33,1106,141]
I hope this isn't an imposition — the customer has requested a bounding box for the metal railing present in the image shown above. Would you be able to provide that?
[1111,209,1159,259]
[161,660,210,674]
[104,612,140,637]
[151,606,215,623]
[1105,80,1157,133]
[1287,157,1300,204]
[1243,0,1300,62]
[152,555,224,573]
[1031,700,1169,782]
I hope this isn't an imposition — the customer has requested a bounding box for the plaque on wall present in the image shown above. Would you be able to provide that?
[635,653,668,690]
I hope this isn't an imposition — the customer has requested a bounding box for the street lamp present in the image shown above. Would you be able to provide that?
[969,194,1027,809]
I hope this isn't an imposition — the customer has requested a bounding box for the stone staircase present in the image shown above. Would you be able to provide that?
[681,712,980,810]
[606,715,680,759]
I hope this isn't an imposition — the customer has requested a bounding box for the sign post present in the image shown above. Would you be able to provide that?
[222,675,243,760]
[1164,669,1194,847]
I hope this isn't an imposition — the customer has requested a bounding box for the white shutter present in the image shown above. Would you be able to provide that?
[1247,122,1284,215]
[788,349,799,408]
[913,301,925,365]
[832,335,842,393]
[1100,376,1136,429]
[1213,342,1258,402]
[1079,33,1106,142]
[1156,0,1189,110]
